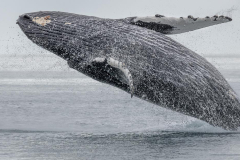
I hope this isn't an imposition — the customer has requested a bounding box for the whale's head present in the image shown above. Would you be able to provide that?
[17,11,93,60]
[17,12,58,47]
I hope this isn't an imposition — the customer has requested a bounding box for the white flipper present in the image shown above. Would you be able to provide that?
[92,57,134,98]
[131,15,232,34]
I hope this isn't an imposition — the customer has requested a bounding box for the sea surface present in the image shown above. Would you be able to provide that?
[0,54,240,160]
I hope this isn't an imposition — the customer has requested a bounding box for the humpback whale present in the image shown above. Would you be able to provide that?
[17,11,240,130]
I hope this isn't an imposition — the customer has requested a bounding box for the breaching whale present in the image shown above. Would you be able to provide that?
[17,11,240,130]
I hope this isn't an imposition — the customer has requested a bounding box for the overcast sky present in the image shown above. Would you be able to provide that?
[0,0,240,56]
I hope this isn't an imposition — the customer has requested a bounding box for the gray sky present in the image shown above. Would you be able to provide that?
[0,0,240,56]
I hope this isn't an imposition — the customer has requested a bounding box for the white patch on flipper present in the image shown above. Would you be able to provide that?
[133,15,232,34]
[107,57,134,98]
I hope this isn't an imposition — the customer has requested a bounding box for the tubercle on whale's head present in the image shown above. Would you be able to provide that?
[16,11,89,61]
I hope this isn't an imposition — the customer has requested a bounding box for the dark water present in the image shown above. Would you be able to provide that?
[0,55,240,160]
[1,130,240,160]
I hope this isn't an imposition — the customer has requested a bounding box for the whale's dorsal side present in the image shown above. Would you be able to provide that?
[127,15,232,34]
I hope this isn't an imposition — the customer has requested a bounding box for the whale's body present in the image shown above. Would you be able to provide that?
[17,11,240,130]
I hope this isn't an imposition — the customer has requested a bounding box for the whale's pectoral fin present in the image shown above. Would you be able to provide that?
[130,14,232,34]
[91,57,134,98]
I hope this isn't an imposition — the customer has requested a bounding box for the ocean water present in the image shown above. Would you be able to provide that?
[0,54,240,160]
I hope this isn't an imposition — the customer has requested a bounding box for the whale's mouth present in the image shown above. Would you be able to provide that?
[16,14,31,29]
[16,15,32,39]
